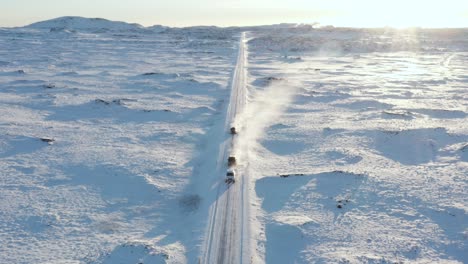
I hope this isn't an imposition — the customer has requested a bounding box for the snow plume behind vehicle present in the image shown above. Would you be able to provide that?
[235,78,299,160]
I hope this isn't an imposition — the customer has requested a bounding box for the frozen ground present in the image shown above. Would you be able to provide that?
[0,17,467,263]
[0,17,239,263]
[245,28,468,263]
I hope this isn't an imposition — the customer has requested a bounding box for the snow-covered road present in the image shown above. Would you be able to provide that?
[202,32,249,264]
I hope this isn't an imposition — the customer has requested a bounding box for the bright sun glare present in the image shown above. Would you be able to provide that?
[315,0,468,28]
[0,0,467,28]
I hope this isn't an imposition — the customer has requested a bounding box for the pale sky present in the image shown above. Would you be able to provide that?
[1,0,467,28]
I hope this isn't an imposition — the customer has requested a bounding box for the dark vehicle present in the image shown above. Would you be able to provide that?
[225,168,235,184]
[230,127,237,135]
[228,156,236,167]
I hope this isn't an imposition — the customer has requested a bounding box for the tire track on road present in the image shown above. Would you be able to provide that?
[202,32,248,264]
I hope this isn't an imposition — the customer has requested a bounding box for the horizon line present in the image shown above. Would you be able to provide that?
[2,15,468,30]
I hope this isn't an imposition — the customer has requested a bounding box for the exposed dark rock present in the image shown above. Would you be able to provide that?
[142,72,161,76]
[266,76,283,81]
[143,109,171,113]
[279,173,304,178]
[460,144,468,152]
[40,138,55,143]
[95,99,110,105]
[179,194,201,213]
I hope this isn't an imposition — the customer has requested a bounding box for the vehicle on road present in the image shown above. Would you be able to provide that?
[230,127,237,135]
[225,168,235,184]
[228,156,236,167]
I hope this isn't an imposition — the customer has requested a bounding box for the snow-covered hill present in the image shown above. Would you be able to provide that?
[25,16,145,32]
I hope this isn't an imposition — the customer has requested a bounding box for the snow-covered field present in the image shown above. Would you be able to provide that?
[246,28,468,263]
[0,17,239,263]
[0,17,467,263]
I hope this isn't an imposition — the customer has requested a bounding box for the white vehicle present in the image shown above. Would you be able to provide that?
[225,168,235,184]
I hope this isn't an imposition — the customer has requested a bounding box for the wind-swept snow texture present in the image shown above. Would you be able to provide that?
[247,27,468,263]
[0,18,240,263]
[1,17,467,264]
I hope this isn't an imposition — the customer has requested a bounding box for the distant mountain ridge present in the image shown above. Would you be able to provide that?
[23,16,307,32]
[25,16,146,32]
